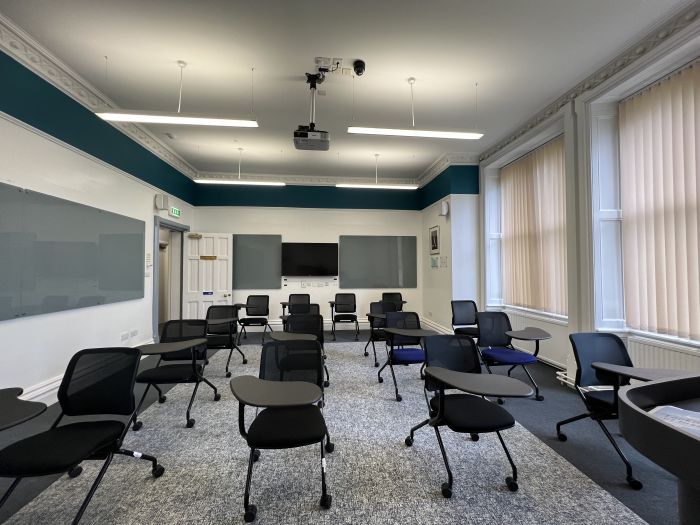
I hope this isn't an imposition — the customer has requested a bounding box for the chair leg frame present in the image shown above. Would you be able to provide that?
[0,478,21,509]
[596,418,636,482]
[72,452,114,524]
[243,448,255,517]
[433,426,453,491]
[520,364,542,400]
[186,381,201,425]
[495,431,518,482]
[133,383,151,430]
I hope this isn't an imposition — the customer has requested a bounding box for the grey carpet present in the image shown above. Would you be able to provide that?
[6,342,646,524]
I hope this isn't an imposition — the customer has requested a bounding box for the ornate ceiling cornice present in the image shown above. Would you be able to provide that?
[0,13,199,179]
[417,153,479,186]
[478,4,700,163]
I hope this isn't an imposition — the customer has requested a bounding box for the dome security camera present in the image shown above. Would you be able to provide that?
[353,59,366,76]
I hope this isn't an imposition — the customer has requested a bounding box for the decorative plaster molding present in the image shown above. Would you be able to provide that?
[0,13,198,179]
[197,171,419,186]
[479,4,700,163]
[417,153,479,186]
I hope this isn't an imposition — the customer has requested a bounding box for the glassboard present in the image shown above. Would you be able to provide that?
[0,182,145,321]
[232,234,282,289]
[339,235,417,288]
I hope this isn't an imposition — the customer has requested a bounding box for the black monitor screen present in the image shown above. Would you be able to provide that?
[282,243,338,277]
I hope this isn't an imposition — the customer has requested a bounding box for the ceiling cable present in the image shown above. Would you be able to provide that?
[176,60,186,113]
[408,77,416,127]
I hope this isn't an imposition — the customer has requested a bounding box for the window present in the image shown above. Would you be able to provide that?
[618,62,700,340]
[500,136,567,315]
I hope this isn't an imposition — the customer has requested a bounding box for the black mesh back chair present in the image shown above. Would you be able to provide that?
[364,300,397,366]
[239,295,273,343]
[133,320,220,430]
[281,294,311,330]
[206,305,247,378]
[330,293,359,341]
[382,292,405,311]
[378,311,425,402]
[476,311,543,401]
[287,313,329,387]
[405,335,520,497]
[555,333,642,489]
[451,300,479,339]
[0,348,165,524]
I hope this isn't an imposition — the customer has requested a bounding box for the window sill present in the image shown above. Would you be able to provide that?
[501,305,569,326]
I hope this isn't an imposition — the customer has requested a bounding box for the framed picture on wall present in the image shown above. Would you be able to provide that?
[429,225,440,255]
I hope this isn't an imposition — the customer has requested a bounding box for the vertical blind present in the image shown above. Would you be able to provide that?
[619,62,700,340]
[501,136,567,315]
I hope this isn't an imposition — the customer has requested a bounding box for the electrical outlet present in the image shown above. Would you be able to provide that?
[120,332,129,342]
[130,330,138,338]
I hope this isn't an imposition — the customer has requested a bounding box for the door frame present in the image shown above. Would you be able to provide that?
[152,216,190,341]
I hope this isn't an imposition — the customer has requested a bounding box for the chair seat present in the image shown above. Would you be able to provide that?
[0,421,125,476]
[240,317,268,326]
[206,334,232,348]
[246,405,327,449]
[430,394,515,433]
[585,389,616,411]
[334,314,357,322]
[481,347,537,364]
[454,326,479,337]
[136,363,202,383]
[391,347,425,364]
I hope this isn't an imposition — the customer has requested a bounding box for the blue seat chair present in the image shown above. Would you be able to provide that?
[378,311,425,402]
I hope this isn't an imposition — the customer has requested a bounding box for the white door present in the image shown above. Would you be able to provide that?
[182,233,232,318]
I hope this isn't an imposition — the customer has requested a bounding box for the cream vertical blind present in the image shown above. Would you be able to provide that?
[500,135,567,315]
[619,62,700,340]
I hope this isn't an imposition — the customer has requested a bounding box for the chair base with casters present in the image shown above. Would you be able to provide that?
[377,346,425,402]
[364,331,387,367]
[331,314,359,341]
[480,347,543,402]
[238,319,273,344]
[207,333,247,377]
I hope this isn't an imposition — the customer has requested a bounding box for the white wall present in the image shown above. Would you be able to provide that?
[193,206,423,326]
[0,114,193,401]
[421,199,452,330]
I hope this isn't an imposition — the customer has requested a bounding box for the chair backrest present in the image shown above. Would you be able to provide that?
[451,300,478,326]
[382,292,403,311]
[570,332,633,388]
[58,347,140,416]
[287,313,324,343]
[287,294,311,314]
[369,301,387,328]
[289,300,319,315]
[386,311,420,345]
[476,311,512,347]
[424,336,481,392]
[259,340,323,387]
[245,295,269,316]
[335,293,356,313]
[160,319,208,360]
[379,300,398,313]
[206,305,239,335]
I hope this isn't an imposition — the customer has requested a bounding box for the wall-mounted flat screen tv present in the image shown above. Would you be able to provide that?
[282,242,338,276]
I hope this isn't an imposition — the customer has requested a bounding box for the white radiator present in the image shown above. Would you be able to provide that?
[626,335,700,373]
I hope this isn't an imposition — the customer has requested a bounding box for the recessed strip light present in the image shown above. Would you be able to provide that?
[96,110,258,128]
[347,126,482,140]
[336,183,418,190]
[194,179,285,186]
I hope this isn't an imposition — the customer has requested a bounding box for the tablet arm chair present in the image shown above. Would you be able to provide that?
[0,348,164,524]
[286,312,329,387]
[206,305,247,378]
[477,311,543,401]
[378,311,425,402]
[330,293,359,341]
[231,376,332,522]
[281,294,311,330]
[364,300,397,366]
[451,300,479,339]
[239,295,273,343]
[405,335,521,497]
[555,332,642,489]
[382,292,405,311]
[133,320,220,430]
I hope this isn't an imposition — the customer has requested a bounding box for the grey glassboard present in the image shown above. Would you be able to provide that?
[339,235,417,288]
[232,234,282,289]
[0,182,145,321]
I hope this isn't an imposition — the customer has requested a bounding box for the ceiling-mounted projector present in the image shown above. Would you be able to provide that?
[293,72,330,151]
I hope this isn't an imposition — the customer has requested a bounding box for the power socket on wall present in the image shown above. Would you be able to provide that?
[120,332,129,342]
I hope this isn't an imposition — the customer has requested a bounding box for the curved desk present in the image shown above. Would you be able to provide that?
[230,376,322,407]
[619,375,700,524]
[137,338,208,356]
[269,332,317,342]
[425,367,534,398]
[0,388,47,431]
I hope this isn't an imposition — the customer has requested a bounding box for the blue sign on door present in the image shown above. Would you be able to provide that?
[203,291,214,296]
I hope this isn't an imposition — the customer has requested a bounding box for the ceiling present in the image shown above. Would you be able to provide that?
[0,0,692,182]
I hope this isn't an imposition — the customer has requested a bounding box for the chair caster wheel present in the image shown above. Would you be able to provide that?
[627,477,643,490]
[244,504,257,522]
[535,395,544,401]
[318,400,325,408]
[363,352,369,357]
[253,449,260,462]
[158,395,167,403]
[323,380,330,388]
[497,398,504,405]
[506,477,519,492]
[470,433,479,442]
[186,418,195,428]
[320,494,332,509]
[325,442,335,453]
[378,377,384,383]
[242,359,248,364]
[68,466,82,478]
[396,394,402,402]
[152,465,165,478]
[374,362,379,368]
[132,421,143,431]
[405,436,413,447]
[557,432,567,442]
[226,372,232,378]
[441,482,452,498]
[214,393,221,401]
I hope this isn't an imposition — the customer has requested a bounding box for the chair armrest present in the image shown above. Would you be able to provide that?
[229,376,322,407]
[425,366,533,398]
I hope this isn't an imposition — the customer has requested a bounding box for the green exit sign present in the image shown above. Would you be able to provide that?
[169,206,181,218]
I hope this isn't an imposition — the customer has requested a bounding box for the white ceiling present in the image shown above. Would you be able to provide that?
[0,0,692,182]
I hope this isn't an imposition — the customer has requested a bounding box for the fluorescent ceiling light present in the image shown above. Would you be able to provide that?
[195,179,285,186]
[336,183,417,190]
[347,126,482,140]
[97,110,258,128]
